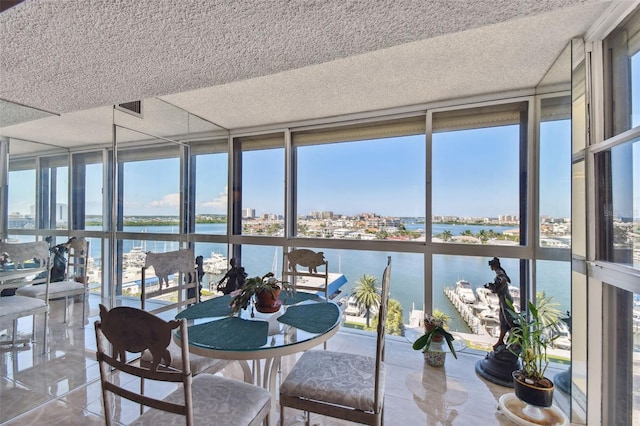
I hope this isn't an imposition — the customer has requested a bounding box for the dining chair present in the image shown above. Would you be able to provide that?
[95,304,271,426]
[282,248,329,300]
[279,256,391,426]
[0,240,51,354]
[17,237,90,324]
[139,249,236,392]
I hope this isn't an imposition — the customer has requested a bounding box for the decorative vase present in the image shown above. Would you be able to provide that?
[512,370,554,408]
[424,350,446,367]
[255,288,282,313]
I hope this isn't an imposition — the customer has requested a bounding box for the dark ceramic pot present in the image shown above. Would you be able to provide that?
[512,370,554,407]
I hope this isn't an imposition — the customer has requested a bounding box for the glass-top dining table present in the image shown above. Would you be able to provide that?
[173,289,342,398]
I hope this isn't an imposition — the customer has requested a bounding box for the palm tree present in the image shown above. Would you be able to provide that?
[351,274,381,327]
[370,299,405,336]
[442,230,452,242]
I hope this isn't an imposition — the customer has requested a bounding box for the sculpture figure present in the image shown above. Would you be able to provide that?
[217,258,247,295]
[484,257,516,351]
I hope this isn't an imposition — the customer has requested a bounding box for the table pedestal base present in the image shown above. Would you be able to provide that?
[498,393,568,426]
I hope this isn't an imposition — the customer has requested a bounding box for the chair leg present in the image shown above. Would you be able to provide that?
[63,296,69,323]
[12,318,18,344]
[81,290,87,328]
[140,377,145,415]
[280,404,284,426]
[240,360,253,383]
[43,310,49,354]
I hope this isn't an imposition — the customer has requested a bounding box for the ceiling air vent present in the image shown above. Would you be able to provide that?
[115,100,143,118]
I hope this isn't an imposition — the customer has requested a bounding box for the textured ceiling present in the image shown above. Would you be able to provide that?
[0,0,631,152]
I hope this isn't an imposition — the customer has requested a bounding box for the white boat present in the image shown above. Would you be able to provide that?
[476,287,500,309]
[123,246,147,269]
[455,279,476,304]
[203,252,228,275]
[343,296,363,317]
[508,285,521,311]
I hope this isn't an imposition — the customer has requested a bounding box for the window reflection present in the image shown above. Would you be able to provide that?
[195,152,228,235]
[8,169,36,229]
[600,138,640,269]
[539,97,571,248]
[122,158,180,233]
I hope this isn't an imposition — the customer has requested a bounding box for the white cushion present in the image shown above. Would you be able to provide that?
[0,295,48,319]
[140,340,232,375]
[131,373,270,426]
[280,349,386,412]
[16,280,84,298]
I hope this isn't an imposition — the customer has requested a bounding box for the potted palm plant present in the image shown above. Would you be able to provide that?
[506,295,562,408]
[413,310,457,367]
[229,272,294,315]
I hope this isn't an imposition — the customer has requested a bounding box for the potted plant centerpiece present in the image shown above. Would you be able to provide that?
[229,272,295,315]
[424,310,451,342]
[506,295,562,408]
[413,310,457,367]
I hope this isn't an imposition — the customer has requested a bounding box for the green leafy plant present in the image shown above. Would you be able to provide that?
[229,272,294,314]
[430,309,452,326]
[412,311,457,358]
[506,295,561,385]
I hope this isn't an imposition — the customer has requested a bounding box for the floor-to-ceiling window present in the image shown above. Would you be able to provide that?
[596,7,640,425]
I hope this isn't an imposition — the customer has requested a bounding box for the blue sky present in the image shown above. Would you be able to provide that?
[8,122,578,219]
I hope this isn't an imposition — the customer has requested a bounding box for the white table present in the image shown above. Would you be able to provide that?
[174,294,341,400]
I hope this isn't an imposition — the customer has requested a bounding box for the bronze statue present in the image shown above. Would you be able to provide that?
[485,257,516,351]
[217,258,247,295]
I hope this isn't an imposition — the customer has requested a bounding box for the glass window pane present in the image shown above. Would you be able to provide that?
[431,255,521,348]
[540,118,571,248]
[295,135,425,241]
[605,8,640,136]
[55,166,69,229]
[572,161,586,258]
[85,237,102,296]
[8,169,36,229]
[571,42,587,153]
[536,260,572,354]
[195,153,228,235]
[432,125,520,245]
[241,148,284,236]
[193,242,229,300]
[609,138,640,268]
[85,163,103,227]
[122,157,180,233]
[571,271,587,423]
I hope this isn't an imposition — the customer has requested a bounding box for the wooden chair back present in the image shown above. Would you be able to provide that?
[95,304,194,425]
[64,238,89,284]
[0,241,51,353]
[141,248,199,314]
[282,248,329,300]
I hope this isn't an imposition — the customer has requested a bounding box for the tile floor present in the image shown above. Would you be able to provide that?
[0,294,577,425]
